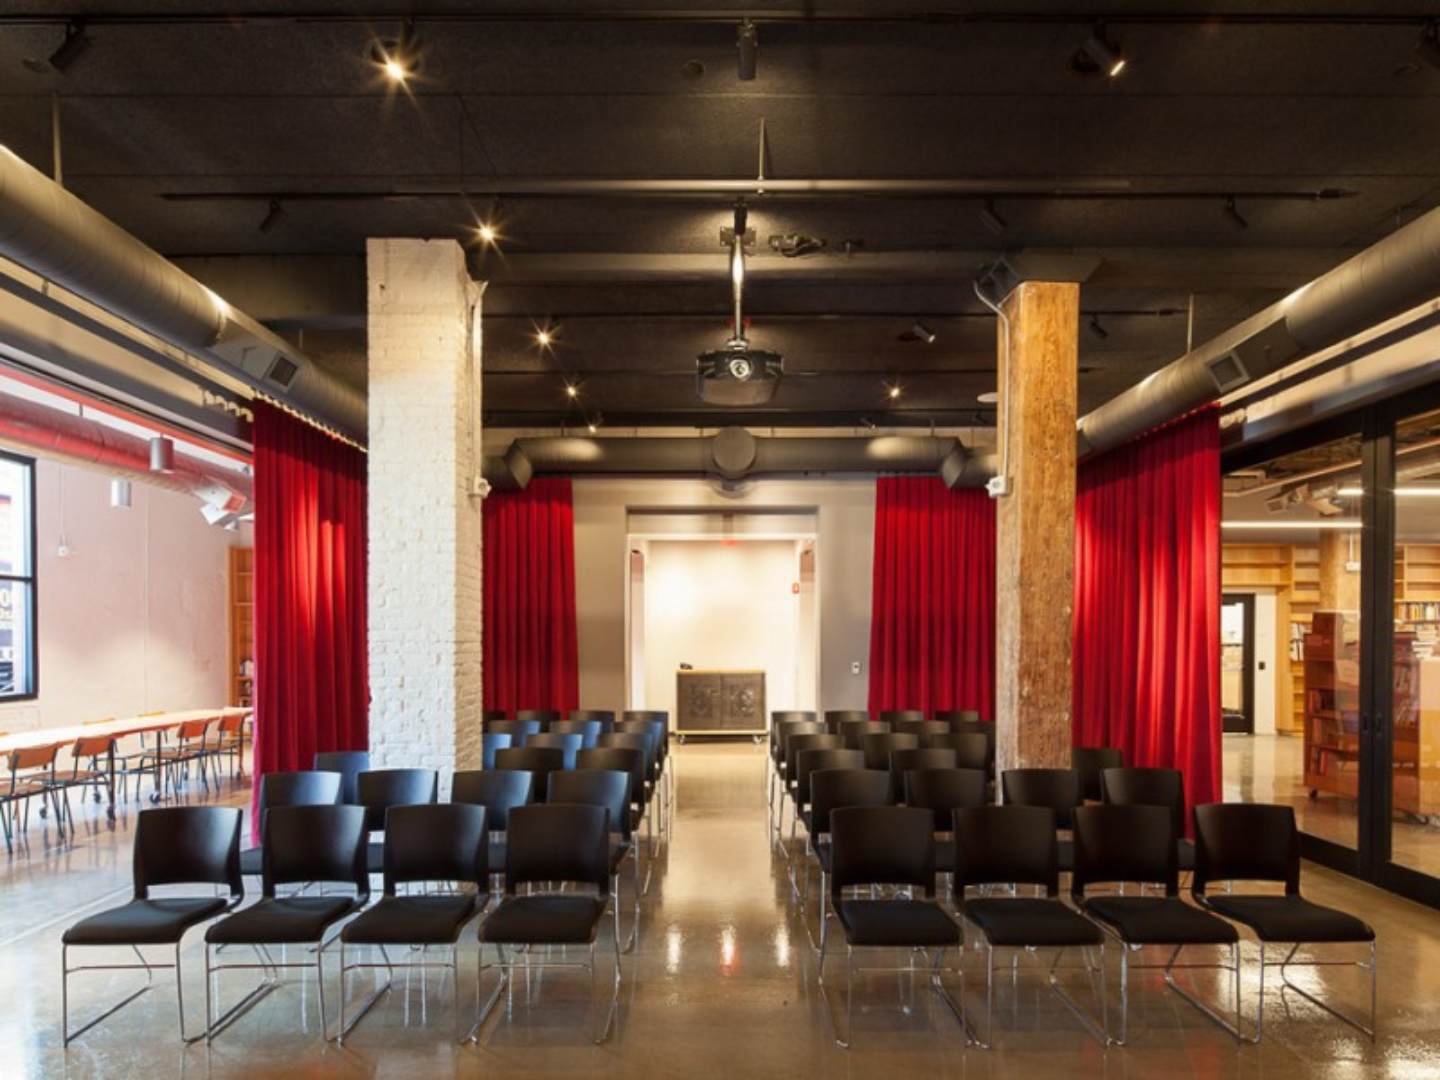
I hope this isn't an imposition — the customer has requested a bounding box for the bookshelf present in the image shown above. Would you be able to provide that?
[228,547,254,707]
[1302,611,1362,802]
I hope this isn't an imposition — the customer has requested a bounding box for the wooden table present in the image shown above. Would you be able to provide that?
[0,707,253,817]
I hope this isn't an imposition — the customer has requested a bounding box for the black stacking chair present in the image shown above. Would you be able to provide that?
[203,804,370,1041]
[838,718,888,750]
[1101,766,1195,871]
[616,716,668,832]
[527,731,584,770]
[569,709,615,734]
[451,769,534,878]
[357,768,440,872]
[313,750,371,805]
[1071,746,1125,803]
[550,768,640,952]
[494,747,565,806]
[780,734,843,840]
[793,748,864,838]
[923,731,991,771]
[771,720,825,827]
[61,806,243,1044]
[878,709,926,727]
[480,732,513,770]
[1192,803,1377,1042]
[772,709,818,729]
[947,719,995,767]
[472,803,620,1045]
[902,767,988,883]
[933,709,981,728]
[823,709,870,735]
[895,719,950,745]
[1000,767,1083,871]
[514,709,562,727]
[481,710,508,724]
[952,805,1107,1048]
[578,745,648,879]
[550,718,603,751]
[1072,805,1241,1045]
[859,731,919,773]
[337,803,490,1043]
[889,747,957,803]
[803,768,892,951]
[485,719,542,746]
[818,806,965,1049]
[240,770,343,875]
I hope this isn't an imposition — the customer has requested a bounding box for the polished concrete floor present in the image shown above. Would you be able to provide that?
[4,742,1440,1078]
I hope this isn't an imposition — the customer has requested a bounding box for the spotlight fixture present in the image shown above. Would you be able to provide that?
[371,19,422,82]
[910,321,936,345]
[564,382,579,399]
[1418,23,1440,72]
[1087,314,1109,340]
[149,435,175,474]
[886,382,902,401]
[736,19,758,81]
[109,479,132,510]
[1223,195,1249,230]
[258,198,284,235]
[535,323,558,349]
[587,413,603,435]
[979,200,1007,236]
[31,20,93,75]
[1070,24,1125,78]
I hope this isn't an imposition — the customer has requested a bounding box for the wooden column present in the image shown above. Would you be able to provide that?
[1317,530,1361,613]
[994,281,1080,774]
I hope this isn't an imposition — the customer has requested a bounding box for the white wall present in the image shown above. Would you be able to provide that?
[641,539,801,717]
[0,459,242,733]
[572,477,876,713]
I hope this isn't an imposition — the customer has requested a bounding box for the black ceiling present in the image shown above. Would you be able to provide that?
[2,3,1438,432]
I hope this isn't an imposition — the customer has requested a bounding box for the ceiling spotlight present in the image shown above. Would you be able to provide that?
[477,222,498,244]
[886,383,902,400]
[564,382,579,399]
[535,324,558,348]
[43,20,92,74]
[910,321,936,345]
[258,199,284,234]
[1088,314,1109,340]
[736,19,758,81]
[1071,24,1126,78]
[1223,195,1249,230]
[149,435,175,474]
[1417,23,1440,72]
[587,413,603,435]
[979,200,1007,236]
[371,19,421,83]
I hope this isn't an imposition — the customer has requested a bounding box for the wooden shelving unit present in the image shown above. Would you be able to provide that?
[1221,543,1319,734]
[228,547,254,707]
[1303,611,1361,801]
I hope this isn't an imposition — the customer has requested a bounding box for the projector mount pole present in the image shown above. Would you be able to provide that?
[730,201,748,347]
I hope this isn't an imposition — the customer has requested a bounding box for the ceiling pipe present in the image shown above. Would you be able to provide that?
[0,145,366,444]
[0,389,251,512]
[1077,204,1440,456]
[484,427,993,490]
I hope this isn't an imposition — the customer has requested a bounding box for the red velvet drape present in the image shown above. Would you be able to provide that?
[251,401,369,814]
[868,476,996,718]
[483,477,579,714]
[1073,407,1222,821]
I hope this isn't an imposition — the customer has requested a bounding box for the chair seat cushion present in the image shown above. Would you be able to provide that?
[480,894,608,945]
[206,895,360,945]
[834,899,962,948]
[962,897,1103,948]
[343,894,486,945]
[63,897,229,946]
[1201,894,1375,944]
[1083,896,1237,946]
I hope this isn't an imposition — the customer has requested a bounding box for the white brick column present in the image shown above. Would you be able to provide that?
[366,239,484,779]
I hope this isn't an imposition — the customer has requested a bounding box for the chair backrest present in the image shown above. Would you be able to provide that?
[774,719,826,762]
[505,802,611,894]
[889,748,957,801]
[71,734,117,761]
[1001,767,1082,828]
[9,742,61,772]
[1071,746,1125,802]
[514,709,562,726]
[1192,802,1301,897]
[785,733,844,779]
[493,747,566,801]
[257,770,343,821]
[526,732,584,769]
[549,719,603,750]
[934,709,982,728]
[1071,804,1178,901]
[175,718,212,742]
[481,710,509,723]
[808,768,892,839]
[794,747,864,806]
[622,709,668,725]
[261,804,370,900]
[903,768,988,832]
[878,709,926,726]
[771,710,818,727]
[356,768,440,830]
[829,805,937,898]
[450,768,533,830]
[838,718,888,749]
[616,717,666,770]
[860,731,919,772]
[569,709,615,729]
[1100,766,1186,838]
[481,732,513,770]
[381,803,488,894]
[953,805,1061,896]
[548,768,632,839]
[133,806,243,902]
[896,719,949,743]
[312,750,372,803]
[922,731,990,770]
[596,731,647,756]
[824,709,870,726]
[485,719,542,745]
[576,746,644,809]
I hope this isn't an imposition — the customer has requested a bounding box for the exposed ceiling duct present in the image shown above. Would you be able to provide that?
[1077,204,1440,457]
[0,145,366,445]
[484,427,993,490]
[0,388,251,518]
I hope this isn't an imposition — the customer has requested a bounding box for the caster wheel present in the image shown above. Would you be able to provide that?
[39,806,48,819]
[678,734,687,745]
[150,793,161,804]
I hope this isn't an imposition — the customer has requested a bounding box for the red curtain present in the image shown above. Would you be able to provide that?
[251,401,369,811]
[483,478,579,714]
[868,476,996,718]
[1074,407,1221,820]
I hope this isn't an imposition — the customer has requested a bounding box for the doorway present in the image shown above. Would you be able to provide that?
[1221,593,1256,734]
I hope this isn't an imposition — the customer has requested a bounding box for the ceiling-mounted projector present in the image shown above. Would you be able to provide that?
[697,201,784,405]
[698,340,783,405]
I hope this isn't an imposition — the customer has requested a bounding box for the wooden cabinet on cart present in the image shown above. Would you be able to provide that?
[675,670,766,741]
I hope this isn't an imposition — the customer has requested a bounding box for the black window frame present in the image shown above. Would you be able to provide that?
[0,449,38,701]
